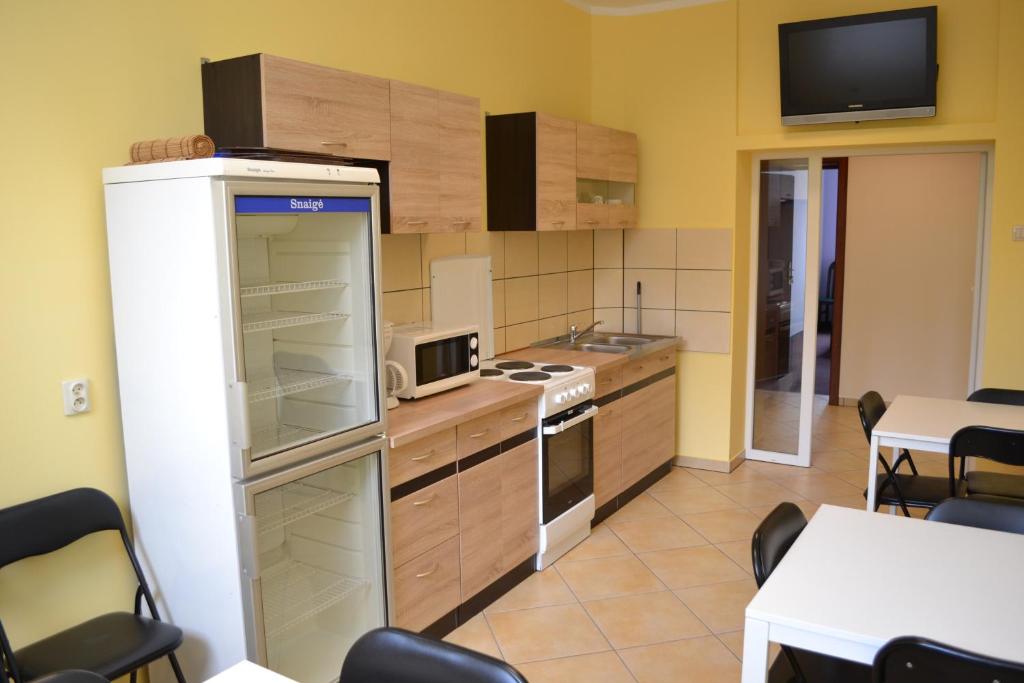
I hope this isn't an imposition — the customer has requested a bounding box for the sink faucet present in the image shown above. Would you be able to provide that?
[569,320,604,343]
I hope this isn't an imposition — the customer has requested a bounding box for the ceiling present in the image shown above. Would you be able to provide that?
[563,0,724,16]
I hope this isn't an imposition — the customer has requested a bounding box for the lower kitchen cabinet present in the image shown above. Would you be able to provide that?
[390,474,459,568]
[620,376,676,490]
[501,440,540,569]
[593,401,622,507]
[393,536,462,632]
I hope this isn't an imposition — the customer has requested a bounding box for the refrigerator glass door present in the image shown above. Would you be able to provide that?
[243,442,387,682]
[231,193,381,467]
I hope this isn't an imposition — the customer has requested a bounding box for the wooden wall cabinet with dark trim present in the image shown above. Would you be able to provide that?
[576,123,638,230]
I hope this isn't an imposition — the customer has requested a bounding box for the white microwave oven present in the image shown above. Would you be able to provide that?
[387,323,480,399]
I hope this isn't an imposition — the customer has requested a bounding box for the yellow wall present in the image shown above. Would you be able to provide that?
[591,0,1024,463]
[0,0,591,647]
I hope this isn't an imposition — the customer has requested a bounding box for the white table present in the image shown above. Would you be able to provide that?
[741,504,1024,682]
[204,661,298,682]
[866,395,1024,511]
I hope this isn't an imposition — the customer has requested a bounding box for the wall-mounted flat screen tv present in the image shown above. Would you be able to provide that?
[779,6,937,125]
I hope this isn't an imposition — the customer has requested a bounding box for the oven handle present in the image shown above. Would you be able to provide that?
[542,405,599,435]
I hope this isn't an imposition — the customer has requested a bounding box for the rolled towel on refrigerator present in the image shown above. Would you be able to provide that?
[128,135,216,164]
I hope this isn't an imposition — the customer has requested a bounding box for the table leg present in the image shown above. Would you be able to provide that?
[866,434,880,511]
[741,617,771,683]
[890,446,900,515]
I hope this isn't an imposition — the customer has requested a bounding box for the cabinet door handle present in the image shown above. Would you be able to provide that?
[451,220,470,226]
[412,495,436,507]
[415,563,439,579]
[551,220,565,225]
[510,413,528,422]
[584,219,598,225]
[320,141,349,147]
[406,220,427,226]
[469,428,490,438]
[410,449,435,462]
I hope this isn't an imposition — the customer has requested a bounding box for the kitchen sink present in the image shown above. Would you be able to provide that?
[533,331,680,357]
[575,343,630,353]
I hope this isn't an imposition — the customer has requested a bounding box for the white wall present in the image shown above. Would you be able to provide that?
[838,153,983,401]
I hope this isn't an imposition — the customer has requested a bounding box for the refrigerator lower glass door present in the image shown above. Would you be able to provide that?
[250,449,386,682]
[232,194,380,464]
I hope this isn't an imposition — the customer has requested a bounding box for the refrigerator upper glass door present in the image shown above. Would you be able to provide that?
[243,444,387,682]
[232,194,380,466]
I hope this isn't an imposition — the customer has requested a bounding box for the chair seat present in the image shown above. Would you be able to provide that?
[966,471,1024,499]
[30,672,109,683]
[769,646,871,683]
[865,473,961,508]
[15,612,182,681]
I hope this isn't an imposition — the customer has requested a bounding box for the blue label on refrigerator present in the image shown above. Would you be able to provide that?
[235,196,371,214]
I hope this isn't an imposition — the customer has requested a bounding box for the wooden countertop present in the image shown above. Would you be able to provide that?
[385,379,542,449]
[498,347,628,371]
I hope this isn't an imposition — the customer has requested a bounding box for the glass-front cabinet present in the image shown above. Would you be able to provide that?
[230,192,382,474]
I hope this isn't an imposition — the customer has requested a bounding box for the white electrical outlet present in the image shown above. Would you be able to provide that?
[62,378,91,415]
[1013,225,1024,242]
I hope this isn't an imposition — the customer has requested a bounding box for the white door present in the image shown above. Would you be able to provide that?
[745,157,822,467]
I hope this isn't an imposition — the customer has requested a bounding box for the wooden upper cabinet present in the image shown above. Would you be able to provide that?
[535,114,577,231]
[439,91,482,232]
[577,122,610,180]
[609,129,638,183]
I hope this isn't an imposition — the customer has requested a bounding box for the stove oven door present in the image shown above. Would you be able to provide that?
[541,402,597,524]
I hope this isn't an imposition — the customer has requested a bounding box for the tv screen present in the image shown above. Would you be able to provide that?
[779,6,937,125]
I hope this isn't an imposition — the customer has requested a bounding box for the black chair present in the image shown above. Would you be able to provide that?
[30,673,109,683]
[963,390,1024,500]
[858,391,956,516]
[752,503,871,683]
[873,636,1024,682]
[926,496,1024,535]
[967,387,1024,407]
[339,627,527,683]
[949,424,1024,502]
[0,488,185,683]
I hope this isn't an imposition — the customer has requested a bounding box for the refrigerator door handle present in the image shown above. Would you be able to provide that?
[229,381,252,451]
[237,512,259,579]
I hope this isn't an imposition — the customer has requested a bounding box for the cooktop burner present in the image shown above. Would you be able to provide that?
[540,364,574,373]
[480,368,504,377]
[509,371,551,382]
[496,360,534,370]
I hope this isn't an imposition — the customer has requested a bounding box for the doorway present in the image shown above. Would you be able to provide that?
[745,148,991,469]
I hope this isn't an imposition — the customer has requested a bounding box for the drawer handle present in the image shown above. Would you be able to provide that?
[551,220,565,225]
[406,220,427,226]
[469,429,490,439]
[583,220,598,225]
[451,220,470,226]
[320,141,349,147]
[410,449,436,462]
[412,495,436,507]
[510,413,528,422]
[415,563,439,579]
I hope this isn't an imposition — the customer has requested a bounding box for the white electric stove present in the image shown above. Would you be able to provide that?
[480,359,597,568]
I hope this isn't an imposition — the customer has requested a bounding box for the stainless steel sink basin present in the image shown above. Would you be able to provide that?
[601,335,650,346]
[533,331,680,357]
[576,343,630,353]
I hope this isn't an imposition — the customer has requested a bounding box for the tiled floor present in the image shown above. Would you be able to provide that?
[444,401,951,682]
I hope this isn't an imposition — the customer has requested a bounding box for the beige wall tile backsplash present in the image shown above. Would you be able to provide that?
[380,227,732,354]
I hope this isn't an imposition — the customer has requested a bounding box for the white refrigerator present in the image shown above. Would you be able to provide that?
[102,159,390,683]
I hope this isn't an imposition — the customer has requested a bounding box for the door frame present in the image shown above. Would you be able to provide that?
[822,157,848,407]
[744,144,995,468]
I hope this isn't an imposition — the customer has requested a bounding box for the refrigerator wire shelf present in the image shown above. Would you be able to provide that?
[261,559,368,639]
[242,310,349,333]
[240,279,348,298]
[248,368,354,403]
[256,481,355,536]
[250,424,323,455]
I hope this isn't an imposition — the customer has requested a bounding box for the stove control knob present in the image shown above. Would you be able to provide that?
[555,392,566,404]
[569,387,578,398]
[581,383,591,394]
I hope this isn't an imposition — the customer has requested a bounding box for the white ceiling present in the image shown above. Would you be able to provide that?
[563,0,725,16]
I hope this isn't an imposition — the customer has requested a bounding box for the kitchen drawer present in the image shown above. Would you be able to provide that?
[457,412,502,459]
[391,475,459,567]
[499,400,538,441]
[595,368,623,400]
[390,428,457,488]
[393,536,461,632]
[622,350,676,389]
[577,203,608,230]
[608,204,637,230]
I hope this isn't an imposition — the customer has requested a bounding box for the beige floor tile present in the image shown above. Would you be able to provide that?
[619,636,741,683]
[647,467,709,493]
[713,540,753,575]
[560,525,633,562]
[444,613,503,659]
[606,492,674,522]
[557,554,665,601]
[821,493,870,509]
[648,487,741,516]
[714,480,802,508]
[716,632,781,663]
[689,465,769,486]
[747,500,820,521]
[515,651,634,683]
[675,579,758,633]
[484,567,577,614]
[811,449,867,473]
[682,509,762,543]
[775,472,862,502]
[637,545,748,590]
[737,461,809,481]
[608,515,707,554]
[832,468,871,487]
[486,603,610,664]
[583,590,708,649]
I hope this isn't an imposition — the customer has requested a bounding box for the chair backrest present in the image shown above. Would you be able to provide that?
[858,391,887,446]
[339,628,527,683]
[949,425,1024,469]
[967,387,1024,407]
[873,636,1024,682]
[926,497,1024,535]
[751,502,807,589]
[0,488,126,570]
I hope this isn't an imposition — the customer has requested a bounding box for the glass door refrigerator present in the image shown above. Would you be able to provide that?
[103,159,389,683]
